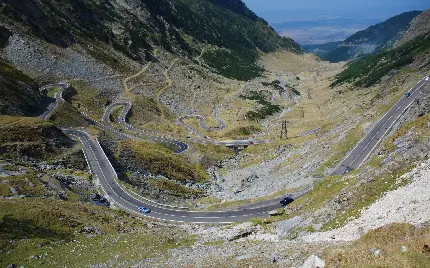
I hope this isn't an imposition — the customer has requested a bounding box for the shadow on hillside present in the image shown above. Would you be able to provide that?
[0,215,73,242]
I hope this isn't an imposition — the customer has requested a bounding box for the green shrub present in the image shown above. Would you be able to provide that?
[240,91,282,120]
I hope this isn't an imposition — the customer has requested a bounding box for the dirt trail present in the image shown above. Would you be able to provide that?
[123,63,152,96]
[155,58,179,119]
[122,49,159,97]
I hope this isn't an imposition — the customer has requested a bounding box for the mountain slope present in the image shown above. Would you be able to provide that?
[302,41,342,58]
[396,9,430,46]
[0,0,301,81]
[331,31,430,88]
[320,11,422,63]
[0,57,49,116]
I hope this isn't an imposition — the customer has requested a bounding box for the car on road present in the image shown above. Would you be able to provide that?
[138,207,151,214]
[280,196,294,206]
[343,166,353,174]
[405,92,411,98]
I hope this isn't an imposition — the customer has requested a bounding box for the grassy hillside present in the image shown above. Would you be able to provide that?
[116,140,209,183]
[0,198,194,267]
[331,32,430,88]
[322,11,421,63]
[0,116,75,161]
[325,223,430,267]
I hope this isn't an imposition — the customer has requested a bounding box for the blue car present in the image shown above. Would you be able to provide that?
[405,92,411,98]
[138,207,151,214]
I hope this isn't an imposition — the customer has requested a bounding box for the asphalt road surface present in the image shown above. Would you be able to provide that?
[331,76,429,175]
[42,76,427,223]
[39,83,67,120]
[36,83,307,223]
[63,129,305,223]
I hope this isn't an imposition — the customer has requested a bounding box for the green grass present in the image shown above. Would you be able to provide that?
[2,164,19,171]
[225,125,262,139]
[240,90,282,121]
[331,32,430,88]
[297,176,354,211]
[242,176,356,227]
[324,223,430,268]
[203,240,225,247]
[0,115,74,161]
[49,102,89,127]
[382,113,430,154]
[117,140,209,183]
[0,199,195,267]
[108,105,123,122]
[0,60,34,85]
[68,81,110,119]
[0,172,46,197]
[128,95,165,125]
[45,169,91,181]
[148,179,203,197]
[0,115,50,127]
[46,86,61,98]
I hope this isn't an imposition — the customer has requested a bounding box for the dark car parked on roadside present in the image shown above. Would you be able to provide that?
[280,196,294,206]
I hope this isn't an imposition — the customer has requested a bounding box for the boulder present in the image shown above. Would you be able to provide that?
[79,226,103,235]
[269,209,283,216]
[300,254,325,268]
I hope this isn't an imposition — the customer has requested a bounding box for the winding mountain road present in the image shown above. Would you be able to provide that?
[102,102,189,153]
[176,84,270,146]
[38,76,427,223]
[62,129,307,223]
[177,85,241,134]
[39,82,67,120]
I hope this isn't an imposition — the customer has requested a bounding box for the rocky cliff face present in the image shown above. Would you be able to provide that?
[396,9,430,46]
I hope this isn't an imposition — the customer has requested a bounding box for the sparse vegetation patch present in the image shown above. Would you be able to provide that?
[240,90,282,121]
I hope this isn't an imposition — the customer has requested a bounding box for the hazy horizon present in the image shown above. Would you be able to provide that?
[242,0,429,44]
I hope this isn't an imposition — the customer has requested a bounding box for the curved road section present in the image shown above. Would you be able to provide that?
[63,129,297,223]
[38,83,302,223]
[177,85,247,136]
[102,102,189,153]
[44,77,427,223]
[177,85,271,146]
[331,76,429,175]
[39,82,68,120]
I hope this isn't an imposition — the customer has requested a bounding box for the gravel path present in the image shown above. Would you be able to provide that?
[302,158,430,243]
